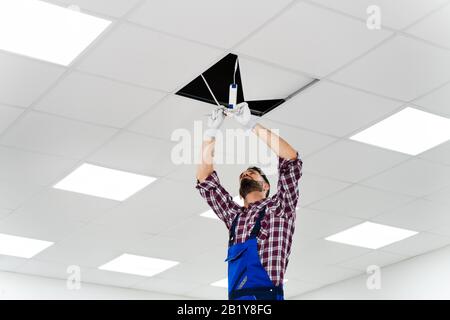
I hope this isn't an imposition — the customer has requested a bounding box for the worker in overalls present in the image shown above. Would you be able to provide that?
[196,103,303,300]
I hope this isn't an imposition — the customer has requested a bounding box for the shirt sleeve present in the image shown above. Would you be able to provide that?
[273,152,303,219]
[195,171,241,229]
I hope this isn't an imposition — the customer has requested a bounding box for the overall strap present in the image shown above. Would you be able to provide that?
[249,207,267,239]
[228,214,240,247]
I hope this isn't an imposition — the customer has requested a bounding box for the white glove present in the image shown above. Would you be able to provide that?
[204,107,225,140]
[234,102,257,132]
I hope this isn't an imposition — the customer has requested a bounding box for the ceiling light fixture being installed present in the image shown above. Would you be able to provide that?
[0,0,111,66]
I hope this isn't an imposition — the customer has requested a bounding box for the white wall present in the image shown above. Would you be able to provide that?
[0,271,191,300]
[293,245,450,300]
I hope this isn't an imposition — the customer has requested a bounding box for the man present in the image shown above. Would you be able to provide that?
[196,102,303,300]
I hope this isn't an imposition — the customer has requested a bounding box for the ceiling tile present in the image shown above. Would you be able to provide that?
[236,1,391,77]
[361,158,450,197]
[0,146,78,186]
[0,209,11,220]
[185,285,227,300]
[12,187,119,224]
[265,81,403,137]
[0,52,65,107]
[0,105,24,134]
[303,139,410,183]
[337,250,409,272]
[35,71,165,128]
[0,111,118,158]
[0,255,27,273]
[81,267,147,288]
[0,180,44,210]
[77,23,223,92]
[132,276,203,297]
[418,140,450,167]
[406,3,450,49]
[295,208,363,241]
[331,35,450,101]
[380,232,450,257]
[298,173,350,207]
[372,199,450,232]
[158,260,227,287]
[0,207,86,242]
[15,259,71,280]
[308,184,415,219]
[282,279,323,299]
[51,0,141,18]
[413,82,450,118]
[309,0,448,30]
[424,185,450,207]
[127,0,292,48]
[87,131,177,178]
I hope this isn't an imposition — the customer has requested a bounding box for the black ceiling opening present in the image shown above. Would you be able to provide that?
[176,53,319,117]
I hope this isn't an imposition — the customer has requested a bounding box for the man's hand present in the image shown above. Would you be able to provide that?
[204,107,225,141]
[234,102,257,132]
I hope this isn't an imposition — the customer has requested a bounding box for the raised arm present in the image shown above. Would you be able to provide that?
[252,123,298,160]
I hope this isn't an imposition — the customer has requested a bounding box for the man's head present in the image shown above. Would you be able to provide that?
[239,166,270,200]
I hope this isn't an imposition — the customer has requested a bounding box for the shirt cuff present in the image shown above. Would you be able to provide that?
[195,171,221,191]
[278,152,302,173]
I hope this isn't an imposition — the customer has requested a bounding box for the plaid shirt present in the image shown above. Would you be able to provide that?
[196,153,303,287]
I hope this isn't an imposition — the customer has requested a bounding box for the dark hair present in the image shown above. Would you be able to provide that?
[246,166,270,198]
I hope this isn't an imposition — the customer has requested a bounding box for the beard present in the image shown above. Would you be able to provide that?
[239,178,264,199]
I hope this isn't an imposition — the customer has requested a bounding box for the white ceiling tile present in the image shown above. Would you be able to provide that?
[35,71,165,128]
[298,173,351,207]
[372,199,450,232]
[0,180,44,210]
[239,57,313,100]
[428,225,450,237]
[87,131,177,178]
[337,250,409,272]
[0,255,27,272]
[129,94,212,141]
[308,184,415,220]
[0,105,24,134]
[12,187,119,224]
[0,207,86,242]
[0,209,11,220]
[15,259,71,280]
[418,139,450,167]
[425,185,450,207]
[90,178,208,234]
[128,0,292,48]
[303,139,410,183]
[81,267,147,288]
[293,239,371,266]
[295,208,363,241]
[265,81,403,137]
[0,146,78,186]
[331,35,450,101]
[282,279,324,299]
[361,158,450,197]
[51,0,141,18]
[309,0,448,30]
[185,284,227,300]
[380,232,450,257]
[158,260,227,287]
[406,3,450,49]
[77,23,223,92]
[236,1,391,77]
[132,276,203,297]
[413,82,450,118]
[0,52,65,107]
[0,111,118,158]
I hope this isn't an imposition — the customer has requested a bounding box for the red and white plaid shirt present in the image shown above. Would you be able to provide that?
[196,153,303,286]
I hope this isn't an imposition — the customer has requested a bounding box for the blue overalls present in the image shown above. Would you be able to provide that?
[225,207,284,300]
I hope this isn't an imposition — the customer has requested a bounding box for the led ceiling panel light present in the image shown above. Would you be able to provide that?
[325,221,418,249]
[0,233,54,258]
[0,0,111,65]
[54,163,156,201]
[350,107,450,155]
[98,254,179,277]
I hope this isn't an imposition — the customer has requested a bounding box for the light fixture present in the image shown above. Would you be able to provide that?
[0,0,111,65]
[325,221,418,249]
[98,254,179,277]
[53,163,156,201]
[0,233,54,258]
[350,107,450,155]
